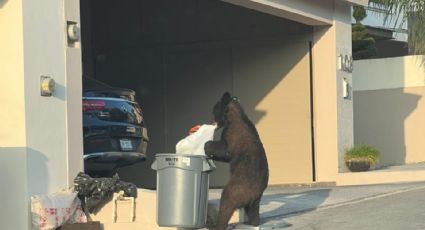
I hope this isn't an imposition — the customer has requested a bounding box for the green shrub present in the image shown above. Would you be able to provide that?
[345,145,380,165]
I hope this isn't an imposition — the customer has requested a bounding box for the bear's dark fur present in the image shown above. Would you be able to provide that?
[204,92,269,230]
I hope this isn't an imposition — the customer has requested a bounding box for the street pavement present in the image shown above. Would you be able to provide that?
[209,182,425,229]
[281,186,425,230]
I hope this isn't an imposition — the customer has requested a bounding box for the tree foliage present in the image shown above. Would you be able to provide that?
[353,5,367,23]
[352,23,377,60]
[352,5,377,60]
[370,0,425,56]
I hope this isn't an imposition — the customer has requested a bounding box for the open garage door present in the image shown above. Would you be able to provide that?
[80,0,314,188]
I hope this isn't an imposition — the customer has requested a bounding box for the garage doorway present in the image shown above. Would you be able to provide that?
[80,0,314,188]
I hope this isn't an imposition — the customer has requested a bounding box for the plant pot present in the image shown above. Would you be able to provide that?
[346,160,371,172]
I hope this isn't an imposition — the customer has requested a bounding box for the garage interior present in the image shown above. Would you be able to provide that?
[80,0,315,189]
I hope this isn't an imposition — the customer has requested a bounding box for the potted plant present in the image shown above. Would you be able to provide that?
[345,145,379,172]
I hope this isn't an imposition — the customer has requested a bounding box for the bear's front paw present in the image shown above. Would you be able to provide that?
[204,141,215,156]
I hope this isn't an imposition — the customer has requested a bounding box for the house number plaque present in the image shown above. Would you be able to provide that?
[338,54,353,73]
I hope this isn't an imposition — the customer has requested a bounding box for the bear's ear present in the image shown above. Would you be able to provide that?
[220,92,232,105]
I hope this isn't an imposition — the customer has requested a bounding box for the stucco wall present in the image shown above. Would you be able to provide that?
[233,41,313,184]
[0,0,26,147]
[0,1,29,228]
[0,0,83,228]
[0,148,29,230]
[22,0,69,195]
[312,1,354,178]
[335,1,354,172]
[353,55,425,167]
[354,56,425,91]
[311,26,338,181]
[21,0,83,194]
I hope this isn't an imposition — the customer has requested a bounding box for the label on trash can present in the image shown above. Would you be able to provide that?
[182,157,191,166]
[165,157,178,166]
[152,154,214,171]
[164,156,190,167]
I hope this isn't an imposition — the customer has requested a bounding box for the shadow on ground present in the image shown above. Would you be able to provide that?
[208,188,330,228]
[260,189,331,224]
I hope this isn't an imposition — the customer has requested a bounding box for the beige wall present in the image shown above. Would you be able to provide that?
[22,0,68,195]
[0,0,26,147]
[353,55,425,168]
[335,2,355,172]
[354,56,425,91]
[233,41,313,184]
[0,148,28,230]
[65,0,84,187]
[312,25,338,181]
[312,1,354,180]
[22,0,83,195]
[89,189,240,230]
[0,0,83,228]
[0,1,29,229]
[354,87,425,167]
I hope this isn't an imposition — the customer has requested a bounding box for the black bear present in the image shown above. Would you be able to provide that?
[204,92,269,230]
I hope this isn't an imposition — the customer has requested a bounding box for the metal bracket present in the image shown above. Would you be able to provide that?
[40,75,55,97]
[67,21,80,46]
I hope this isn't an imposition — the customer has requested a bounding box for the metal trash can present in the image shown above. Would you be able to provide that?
[151,153,215,228]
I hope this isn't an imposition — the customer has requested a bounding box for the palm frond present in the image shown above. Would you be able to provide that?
[371,0,425,56]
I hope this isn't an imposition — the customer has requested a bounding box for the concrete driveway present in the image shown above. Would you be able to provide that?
[209,182,425,229]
